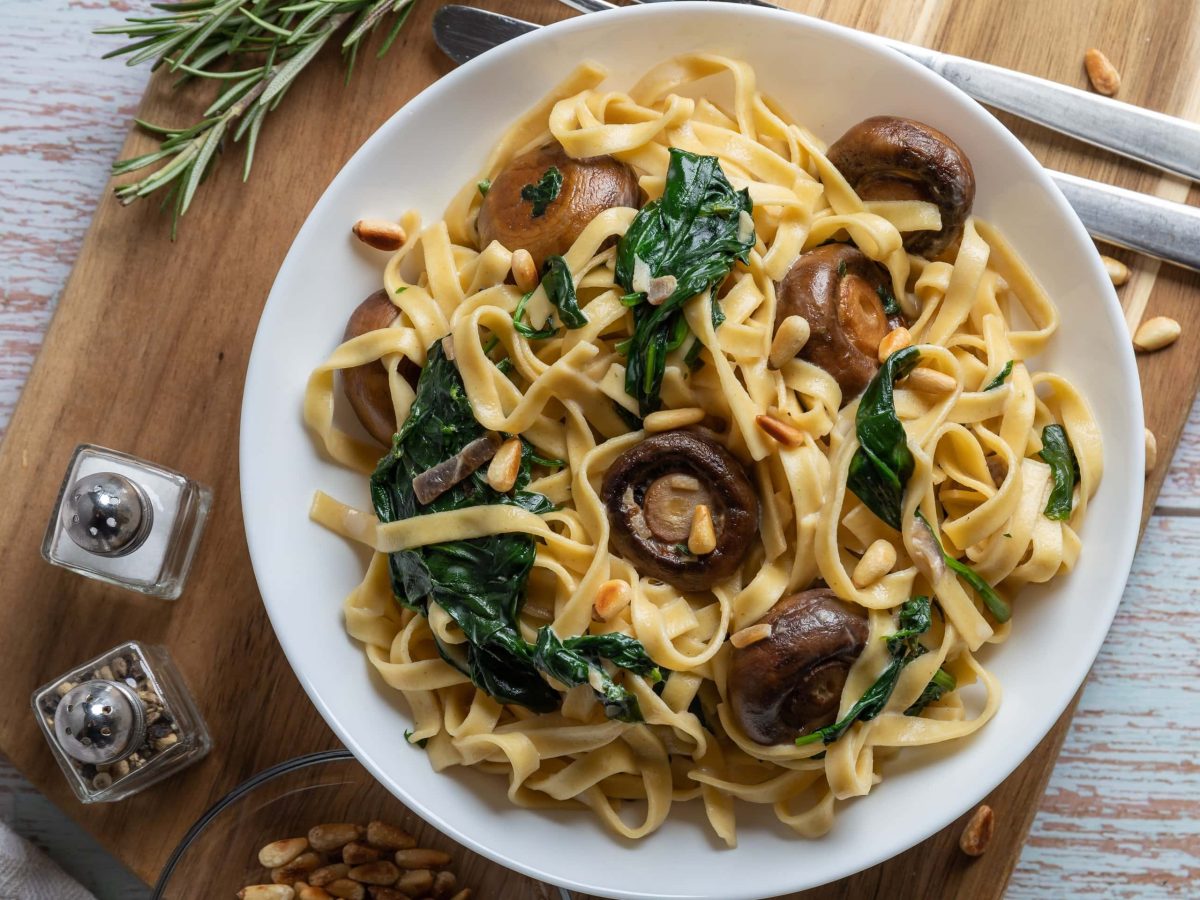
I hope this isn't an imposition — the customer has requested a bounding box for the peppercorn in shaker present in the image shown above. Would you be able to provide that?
[31,642,212,803]
[42,443,211,599]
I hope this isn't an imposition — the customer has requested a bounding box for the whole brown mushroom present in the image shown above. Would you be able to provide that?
[826,116,975,256]
[341,289,418,446]
[729,589,870,745]
[602,431,758,592]
[476,142,640,270]
[775,243,904,402]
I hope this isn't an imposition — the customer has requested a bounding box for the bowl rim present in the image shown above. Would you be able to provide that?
[239,3,1144,897]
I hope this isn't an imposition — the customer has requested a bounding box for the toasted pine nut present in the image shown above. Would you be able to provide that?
[730,623,772,648]
[323,881,364,900]
[959,804,994,856]
[366,821,415,851]
[272,852,321,884]
[852,539,897,588]
[1101,255,1130,286]
[308,824,363,852]
[238,888,294,900]
[644,407,705,432]
[367,889,408,900]
[768,315,811,369]
[449,891,472,900]
[1084,48,1120,95]
[593,579,632,622]
[298,886,333,900]
[877,327,912,363]
[308,864,349,887]
[397,870,435,895]
[348,861,400,885]
[343,842,382,866]
[1145,428,1157,475]
[486,437,522,492]
[905,366,956,395]
[259,838,309,869]
[688,504,718,555]
[511,248,538,293]
[433,871,459,898]
[1133,316,1181,352]
[394,848,452,870]
[352,219,406,252]
[756,414,804,448]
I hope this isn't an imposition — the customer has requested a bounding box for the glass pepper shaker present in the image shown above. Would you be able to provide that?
[31,641,212,803]
[41,443,211,600]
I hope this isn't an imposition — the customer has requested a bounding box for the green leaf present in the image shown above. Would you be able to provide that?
[531,629,659,722]
[982,360,1014,391]
[541,256,586,329]
[906,668,955,716]
[915,511,1011,623]
[876,283,900,316]
[511,290,557,340]
[520,166,563,218]
[477,178,491,196]
[614,148,753,414]
[1037,424,1078,521]
[846,345,920,529]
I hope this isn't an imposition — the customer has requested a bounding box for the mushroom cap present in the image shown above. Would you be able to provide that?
[341,289,417,446]
[826,116,975,256]
[776,243,902,403]
[729,588,870,745]
[477,142,640,270]
[601,430,759,592]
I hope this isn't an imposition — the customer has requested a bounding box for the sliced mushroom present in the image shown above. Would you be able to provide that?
[776,243,903,402]
[826,116,975,256]
[728,588,869,745]
[601,431,758,592]
[476,142,640,270]
[342,289,418,446]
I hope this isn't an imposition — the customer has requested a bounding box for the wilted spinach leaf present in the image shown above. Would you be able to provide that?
[905,667,956,716]
[541,255,586,329]
[915,510,1011,623]
[982,360,1014,391]
[1038,424,1078,521]
[521,166,562,217]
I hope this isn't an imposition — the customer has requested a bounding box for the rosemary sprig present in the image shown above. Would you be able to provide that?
[98,0,418,237]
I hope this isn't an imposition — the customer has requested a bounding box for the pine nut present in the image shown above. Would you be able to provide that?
[309,824,363,852]
[342,842,381,865]
[397,870,435,895]
[511,249,538,293]
[877,327,912,363]
[1084,48,1120,95]
[1101,255,1130,286]
[756,414,805,448]
[352,219,406,252]
[768,315,811,369]
[449,891,472,900]
[644,407,705,432]
[348,861,400,885]
[433,871,459,898]
[298,887,333,900]
[238,888,294,900]
[309,864,349,887]
[368,890,409,900]
[904,367,957,395]
[730,623,772,648]
[1133,316,1181,352]
[592,579,632,622]
[394,848,452,869]
[486,437,522,493]
[259,838,309,869]
[959,804,994,856]
[687,504,718,555]
[272,853,321,884]
[1145,428,1157,474]
[324,881,364,900]
[852,539,897,587]
[366,821,415,851]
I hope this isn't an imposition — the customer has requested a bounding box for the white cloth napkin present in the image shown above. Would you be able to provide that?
[0,819,96,900]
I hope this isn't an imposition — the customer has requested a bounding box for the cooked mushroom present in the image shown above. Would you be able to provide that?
[775,243,903,402]
[601,431,758,592]
[729,588,869,745]
[826,116,975,256]
[476,142,640,270]
[342,289,418,446]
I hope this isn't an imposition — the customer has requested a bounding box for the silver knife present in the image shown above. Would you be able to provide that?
[563,0,1200,184]
[432,4,1200,272]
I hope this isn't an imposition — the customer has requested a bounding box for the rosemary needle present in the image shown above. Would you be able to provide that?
[97,0,418,238]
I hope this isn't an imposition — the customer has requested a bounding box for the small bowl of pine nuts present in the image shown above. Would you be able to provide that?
[152,750,504,900]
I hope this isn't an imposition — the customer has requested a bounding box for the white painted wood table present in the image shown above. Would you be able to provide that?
[1,2,1197,897]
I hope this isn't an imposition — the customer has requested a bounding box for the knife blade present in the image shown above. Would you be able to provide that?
[432,4,1200,271]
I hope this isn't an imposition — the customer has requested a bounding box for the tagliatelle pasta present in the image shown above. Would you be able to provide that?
[303,55,1102,844]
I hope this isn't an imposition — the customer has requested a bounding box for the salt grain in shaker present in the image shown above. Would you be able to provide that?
[42,443,211,599]
[31,642,212,803]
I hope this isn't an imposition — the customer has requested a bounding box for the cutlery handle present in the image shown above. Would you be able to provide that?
[1049,171,1200,272]
[893,44,1200,182]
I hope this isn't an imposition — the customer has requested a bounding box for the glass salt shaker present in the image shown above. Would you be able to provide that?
[41,443,211,600]
[31,641,212,803]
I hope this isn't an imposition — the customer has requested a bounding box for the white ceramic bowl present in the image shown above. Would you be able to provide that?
[240,5,1144,897]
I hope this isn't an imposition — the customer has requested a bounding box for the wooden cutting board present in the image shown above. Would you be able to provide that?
[0,0,1196,896]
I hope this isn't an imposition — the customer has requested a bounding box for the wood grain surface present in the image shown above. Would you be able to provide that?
[0,1,1197,898]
